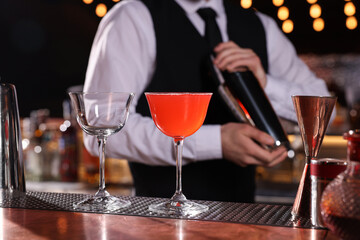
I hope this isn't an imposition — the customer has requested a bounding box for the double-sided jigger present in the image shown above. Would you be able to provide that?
[291,95,337,227]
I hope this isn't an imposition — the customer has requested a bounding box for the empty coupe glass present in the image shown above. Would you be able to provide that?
[69,92,134,211]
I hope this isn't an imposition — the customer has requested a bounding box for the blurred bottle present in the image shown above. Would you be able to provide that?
[58,100,79,182]
[106,158,133,186]
[23,109,50,181]
[41,118,61,181]
[22,109,64,181]
[343,129,360,162]
[78,133,134,186]
[21,118,33,180]
[79,140,100,185]
[345,80,360,129]
[320,161,360,240]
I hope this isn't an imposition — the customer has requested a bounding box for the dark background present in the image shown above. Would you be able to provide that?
[1,0,359,117]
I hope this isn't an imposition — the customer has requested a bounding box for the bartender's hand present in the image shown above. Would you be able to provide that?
[213,41,267,88]
[221,123,288,167]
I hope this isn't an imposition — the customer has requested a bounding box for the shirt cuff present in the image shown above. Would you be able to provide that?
[194,124,223,161]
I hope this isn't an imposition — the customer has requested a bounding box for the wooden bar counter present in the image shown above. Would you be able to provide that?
[1,208,339,240]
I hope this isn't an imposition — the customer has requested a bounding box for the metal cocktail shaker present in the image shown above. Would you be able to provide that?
[0,83,26,194]
[211,61,294,158]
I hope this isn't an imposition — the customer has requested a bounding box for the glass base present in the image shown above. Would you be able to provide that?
[73,195,131,212]
[149,200,208,217]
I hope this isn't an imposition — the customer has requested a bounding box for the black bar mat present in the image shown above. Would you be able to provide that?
[0,191,312,228]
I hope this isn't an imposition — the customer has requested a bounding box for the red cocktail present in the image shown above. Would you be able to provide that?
[145,92,212,216]
[146,93,211,140]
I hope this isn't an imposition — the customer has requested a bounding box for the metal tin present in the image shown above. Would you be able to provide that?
[310,158,347,228]
[0,83,26,194]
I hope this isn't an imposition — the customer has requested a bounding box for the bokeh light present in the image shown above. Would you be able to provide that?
[282,19,294,33]
[240,0,252,9]
[346,16,358,30]
[313,18,325,32]
[278,6,289,21]
[96,3,107,18]
[310,4,322,18]
[307,0,317,4]
[272,0,284,7]
[344,2,356,16]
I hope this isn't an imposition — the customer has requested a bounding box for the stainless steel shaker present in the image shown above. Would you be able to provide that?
[310,158,346,228]
[0,83,26,193]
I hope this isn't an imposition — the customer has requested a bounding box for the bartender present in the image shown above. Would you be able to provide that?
[82,0,332,203]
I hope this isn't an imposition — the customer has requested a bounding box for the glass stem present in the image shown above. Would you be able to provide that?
[97,136,107,194]
[172,138,186,202]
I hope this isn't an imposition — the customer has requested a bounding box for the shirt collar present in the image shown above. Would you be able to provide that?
[175,0,223,16]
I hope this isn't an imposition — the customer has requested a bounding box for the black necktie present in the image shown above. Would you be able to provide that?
[197,8,223,51]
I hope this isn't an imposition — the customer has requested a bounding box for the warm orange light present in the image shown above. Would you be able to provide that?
[344,2,356,16]
[278,6,289,20]
[282,19,294,33]
[240,0,252,9]
[113,0,121,2]
[272,0,284,7]
[313,18,325,32]
[310,4,322,18]
[307,0,317,4]
[96,3,107,18]
[346,16,358,30]
[34,129,43,138]
[83,0,93,4]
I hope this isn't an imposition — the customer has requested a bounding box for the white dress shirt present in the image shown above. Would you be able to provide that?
[83,0,331,166]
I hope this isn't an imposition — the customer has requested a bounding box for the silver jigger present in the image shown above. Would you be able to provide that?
[291,95,336,226]
[0,83,26,194]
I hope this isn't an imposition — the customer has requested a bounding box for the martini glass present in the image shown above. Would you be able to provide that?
[291,95,336,223]
[69,92,134,211]
[145,92,212,216]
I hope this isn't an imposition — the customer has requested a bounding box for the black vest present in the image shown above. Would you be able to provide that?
[132,0,268,203]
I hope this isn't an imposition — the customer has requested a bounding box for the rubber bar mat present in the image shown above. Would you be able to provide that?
[0,191,312,228]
